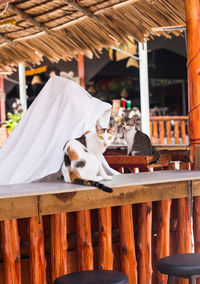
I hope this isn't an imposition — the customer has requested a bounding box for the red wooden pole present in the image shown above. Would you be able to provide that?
[184,4,200,282]
[51,213,68,282]
[29,216,47,284]
[76,210,93,271]
[77,53,85,88]
[98,207,114,270]
[119,204,137,284]
[156,200,172,284]
[184,0,200,160]
[137,202,152,284]
[1,219,21,284]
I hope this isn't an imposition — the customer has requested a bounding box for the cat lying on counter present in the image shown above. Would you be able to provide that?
[62,123,116,193]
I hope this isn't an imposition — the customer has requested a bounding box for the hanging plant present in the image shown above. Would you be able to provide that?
[5,112,22,132]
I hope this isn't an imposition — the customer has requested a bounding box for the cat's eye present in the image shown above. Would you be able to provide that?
[108,136,113,140]
[99,136,104,140]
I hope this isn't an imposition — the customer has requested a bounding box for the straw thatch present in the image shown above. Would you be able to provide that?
[0,0,186,73]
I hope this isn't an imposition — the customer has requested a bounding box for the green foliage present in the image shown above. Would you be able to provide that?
[5,112,22,132]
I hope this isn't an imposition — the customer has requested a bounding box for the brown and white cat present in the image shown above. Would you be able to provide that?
[61,124,116,193]
[122,114,160,163]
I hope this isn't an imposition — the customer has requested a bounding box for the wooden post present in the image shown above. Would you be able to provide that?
[98,207,114,270]
[159,121,165,144]
[119,204,137,284]
[77,53,85,88]
[76,210,93,271]
[137,202,152,284]
[156,200,172,284]
[184,0,200,160]
[29,216,47,284]
[185,4,200,282]
[139,41,150,136]
[51,213,67,282]
[1,219,21,284]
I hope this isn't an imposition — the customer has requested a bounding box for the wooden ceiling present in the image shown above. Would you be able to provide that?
[0,0,186,73]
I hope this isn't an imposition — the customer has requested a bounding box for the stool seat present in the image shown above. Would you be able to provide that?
[54,270,128,284]
[157,253,200,278]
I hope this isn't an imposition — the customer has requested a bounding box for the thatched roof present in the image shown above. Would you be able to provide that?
[0,0,186,73]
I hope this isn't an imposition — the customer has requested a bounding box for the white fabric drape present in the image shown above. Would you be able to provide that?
[0,75,115,185]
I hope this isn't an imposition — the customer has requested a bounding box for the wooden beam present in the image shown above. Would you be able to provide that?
[8,3,56,37]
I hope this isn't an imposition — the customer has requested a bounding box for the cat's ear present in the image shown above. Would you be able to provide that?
[108,125,117,135]
[130,114,138,123]
[96,122,103,132]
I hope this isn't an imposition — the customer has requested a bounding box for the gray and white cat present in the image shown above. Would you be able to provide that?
[62,124,116,193]
[122,114,153,156]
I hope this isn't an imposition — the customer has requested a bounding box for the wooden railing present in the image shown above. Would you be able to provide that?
[150,116,189,145]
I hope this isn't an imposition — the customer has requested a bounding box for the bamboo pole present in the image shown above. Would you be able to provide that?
[1,219,21,284]
[119,204,137,284]
[98,207,113,270]
[76,210,94,271]
[29,216,47,284]
[51,213,67,282]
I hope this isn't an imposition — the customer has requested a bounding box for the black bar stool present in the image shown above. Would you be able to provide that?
[157,253,200,284]
[54,270,129,284]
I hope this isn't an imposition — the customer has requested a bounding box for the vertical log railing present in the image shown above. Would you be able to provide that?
[137,168,152,284]
[29,216,47,284]
[51,213,68,282]
[76,210,94,271]
[156,199,172,284]
[98,207,114,270]
[150,116,188,145]
[119,204,138,284]
[1,219,21,284]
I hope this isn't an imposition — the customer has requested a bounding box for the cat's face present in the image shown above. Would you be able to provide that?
[122,115,137,132]
[96,124,116,148]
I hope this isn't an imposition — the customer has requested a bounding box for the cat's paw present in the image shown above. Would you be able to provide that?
[103,175,113,181]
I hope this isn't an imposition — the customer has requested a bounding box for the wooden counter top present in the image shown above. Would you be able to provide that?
[0,170,199,221]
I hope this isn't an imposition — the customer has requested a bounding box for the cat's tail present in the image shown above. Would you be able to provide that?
[73,178,113,193]
[149,151,160,165]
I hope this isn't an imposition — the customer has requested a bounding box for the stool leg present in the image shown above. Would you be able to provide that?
[189,277,196,284]
[167,275,173,284]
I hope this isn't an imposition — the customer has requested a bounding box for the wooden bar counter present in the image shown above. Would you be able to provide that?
[0,170,199,221]
[0,169,200,284]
